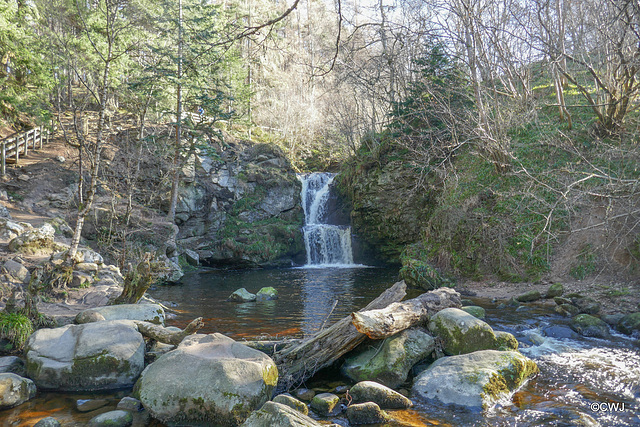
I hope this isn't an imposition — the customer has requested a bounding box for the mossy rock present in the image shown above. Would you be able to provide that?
[617,312,640,335]
[310,393,340,417]
[399,244,452,291]
[555,304,579,317]
[545,283,564,298]
[256,287,278,301]
[462,306,486,319]
[494,331,518,351]
[428,308,500,355]
[570,314,611,339]
[412,350,539,410]
[516,290,541,303]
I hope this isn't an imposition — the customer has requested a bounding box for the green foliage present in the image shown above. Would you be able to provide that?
[399,243,454,290]
[570,244,597,280]
[0,312,34,350]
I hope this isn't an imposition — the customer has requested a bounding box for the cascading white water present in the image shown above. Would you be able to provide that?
[298,173,354,266]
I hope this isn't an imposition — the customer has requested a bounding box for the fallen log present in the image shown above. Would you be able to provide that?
[135,317,204,346]
[352,287,461,340]
[273,281,407,392]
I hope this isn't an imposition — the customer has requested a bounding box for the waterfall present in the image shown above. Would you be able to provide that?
[298,173,355,267]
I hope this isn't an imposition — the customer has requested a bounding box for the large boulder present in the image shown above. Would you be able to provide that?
[0,373,36,409]
[241,401,323,427]
[25,320,145,391]
[75,304,165,325]
[136,333,278,426]
[412,350,538,410]
[8,223,56,253]
[428,308,512,355]
[342,328,435,388]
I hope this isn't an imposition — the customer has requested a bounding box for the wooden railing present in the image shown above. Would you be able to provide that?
[0,124,53,176]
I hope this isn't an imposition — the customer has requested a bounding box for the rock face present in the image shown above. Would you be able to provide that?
[412,350,539,410]
[25,320,145,391]
[428,308,516,355]
[342,328,435,388]
[174,141,305,268]
[241,401,323,427]
[337,161,434,263]
[0,373,36,409]
[136,333,278,426]
[75,304,165,325]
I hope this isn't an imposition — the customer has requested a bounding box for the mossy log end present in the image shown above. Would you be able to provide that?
[134,317,204,346]
[273,281,407,393]
[351,287,462,339]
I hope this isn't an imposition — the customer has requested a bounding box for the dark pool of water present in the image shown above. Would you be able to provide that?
[148,266,402,339]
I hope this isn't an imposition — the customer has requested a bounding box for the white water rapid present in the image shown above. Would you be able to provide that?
[298,173,355,267]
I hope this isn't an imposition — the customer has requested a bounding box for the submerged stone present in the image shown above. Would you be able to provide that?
[256,287,278,301]
[346,402,389,425]
[228,288,257,302]
[88,410,133,427]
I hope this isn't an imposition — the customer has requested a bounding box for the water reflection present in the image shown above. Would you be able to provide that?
[149,267,399,339]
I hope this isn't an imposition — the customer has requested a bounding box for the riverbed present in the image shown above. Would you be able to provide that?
[3,266,640,426]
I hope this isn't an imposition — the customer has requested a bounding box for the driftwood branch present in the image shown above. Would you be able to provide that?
[273,281,407,392]
[135,317,204,346]
[351,287,461,339]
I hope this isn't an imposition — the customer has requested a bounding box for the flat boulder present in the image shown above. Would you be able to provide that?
[342,328,435,388]
[412,350,538,411]
[75,304,165,325]
[25,320,145,391]
[0,373,36,409]
[136,333,277,426]
[428,308,508,355]
[241,401,323,427]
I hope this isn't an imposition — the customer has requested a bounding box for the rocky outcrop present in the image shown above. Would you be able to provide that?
[25,320,145,391]
[342,328,435,388]
[336,156,434,263]
[175,141,304,268]
[136,333,278,426]
[412,350,538,410]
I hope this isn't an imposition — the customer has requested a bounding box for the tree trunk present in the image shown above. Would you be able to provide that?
[273,280,407,392]
[135,317,204,346]
[351,287,461,340]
